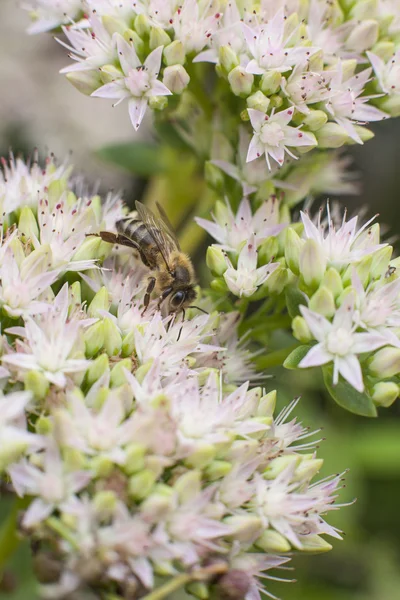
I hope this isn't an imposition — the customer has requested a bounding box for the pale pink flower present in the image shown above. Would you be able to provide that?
[367,50,400,96]
[171,0,222,54]
[92,35,171,131]
[282,64,336,114]
[23,0,82,34]
[247,108,316,170]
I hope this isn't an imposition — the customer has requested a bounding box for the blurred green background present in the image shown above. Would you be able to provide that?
[1,0,400,598]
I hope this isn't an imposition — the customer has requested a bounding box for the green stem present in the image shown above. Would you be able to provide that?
[141,574,192,600]
[254,343,300,370]
[251,314,292,333]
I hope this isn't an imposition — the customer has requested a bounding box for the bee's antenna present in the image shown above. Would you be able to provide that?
[189,306,209,315]
[177,309,185,342]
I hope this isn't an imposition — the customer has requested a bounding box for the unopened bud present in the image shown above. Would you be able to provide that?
[316,123,349,148]
[225,515,263,543]
[134,14,151,36]
[256,529,291,553]
[309,286,335,317]
[246,90,270,113]
[228,67,254,97]
[292,315,313,342]
[184,443,216,468]
[257,390,276,417]
[204,460,232,481]
[128,469,157,501]
[217,570,251,600]
[174,469,202,502]
[149,27,171,50]
[371,41,395,62]
[24,370,49,401]
[372,381,399,407]
[285,227,303,275]
[110,358,132,387]
[102,15,126,35]
[260,70,281,95]
[66,70,102,96]
[369,347,400,378]
[99,64,122,85]
[381,94,400,117]
[299,239,327,288]
[206,245,228,276]
[298,534,333,552]
[35,416,52,436]
[93,491,117,519]
[264,455,300,479]
[303,109,328,131]
[294,456,324,480]
[84,354,109,388]
[185,582,209,600]
[84,321,105,357]
[370,246,393,280]
[164,40,186,65]
[219,45,239,74]
[18,207,39,241]
[125,443,146,475]
[88,287,110,318]
[322,267,343,298]
[90,456,113,478]
[163,65,190,94]
[149,95,168,110]
[346,20,378,53]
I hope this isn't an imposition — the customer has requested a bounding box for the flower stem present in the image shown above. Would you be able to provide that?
[141,563,228,600]
[254,343,300,369]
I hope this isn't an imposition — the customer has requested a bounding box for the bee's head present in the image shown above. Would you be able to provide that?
[168,287,197,313]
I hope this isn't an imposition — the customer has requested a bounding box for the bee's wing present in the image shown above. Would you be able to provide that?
[155,202,181,251]
[135,201,179,272]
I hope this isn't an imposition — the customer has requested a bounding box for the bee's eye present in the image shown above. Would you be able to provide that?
[170,291,186,309]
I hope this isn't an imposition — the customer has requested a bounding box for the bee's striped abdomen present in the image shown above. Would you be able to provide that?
[116,218,158,269]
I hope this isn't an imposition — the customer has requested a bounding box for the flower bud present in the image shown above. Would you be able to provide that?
[206,245,228,276]
[110,358,132,387]
[66,70,102,96]
[225,515,264,543]
[173,470,202,502]
[18,207,39,241]
[257,390,276,417]
[84,321,105,357]
[24,370,49,401]
[225,439,258,462]
[164,40,186,65]
[368,347,400,378]
[35,416,52,436]
[299,239,327,288]
[285,227,303,275]
[148,95,168,110]
[121,330,135,357]
[263,455,300,479]
[102,15,127,35]
[371,41,395,62]
[72,236,101,262]
[309,286,335,317]
[269,94,283,109]
[228,67,254,97]
[185,582,209,600]
[252,265,288,298]
[163,65,190,94]
[99,64,122,85]
[370,246,393,280]
[303,109,328,131]
[184,443,216,468]
[140,491,173,521]
[381,95,400,118]
[205,161,225,193]
[346,20,378,53]
[93,491,117,519]
[294,456,324,481]
[292,315,313,342]
[85,354,109,388]
[308,49,324,72]
[204,460,232,481]
[128,469,157,501]
[69,281,82,309]
[210,277,229,293]
[255,529,291,553]
[134,13,151,37]
[350,0,376,20]
[298,534,332,552]
[103,318,122,357]
[88,287,110,318]
[322,267,343,298]
[316,123,349,148]
[372,381,399,407]
[246,91,270,113]
[90,456,113,478]
[125,443,146,475]
[149,27,171,50]
[216,570,251,600]
[260,70,281,95]
[219,45,239,74]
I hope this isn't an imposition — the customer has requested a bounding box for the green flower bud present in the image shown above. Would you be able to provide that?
[149,26,171,50]
[85,354,109,388]
[259,236,279,265]
[121,330,135,357]
[133,360,152,383]
[124,443,146,475]
[260,70,281,95]
[372,381,399,408]
[206,245,228,277]
[350,126,375,144]
[103,318,122,357]
[350,0,376,20]
[294,456,324,481]
[163,65,190,94]
[140,491,173,520]
[303,109,328,131]
[246,90,270,113]
[66,70,102,95]
[269,94,283,109]
[309,286,335,318]
[341,59,358,80]
[134,13,151,36]
[123,29,144,55]
[90,456,113,478]
[88,287,110,318]
[204,162,225,194]
[257,390,276,417]
[173,470,202,502]
[285,227,304,275]
[253,265,288,298]
[99,64,123,85]
[204,460,232,481]
[47,178,67,204]
[225,515,264,543]
[381,95,400,118]
[219,45,239,74]
[371,41,395,62]
[299,239,327,288]
[228,66,254,97]
[24,370,49,401]
[69,281,82,310]
[368,347,400,379]
[298,534,332,553]
[63,447,85,471]
[255,529,291,553]
[9,236,26,267]
[164,40,186,65]
[93,491,117,519]
[210,277,229,293]
[263,455,301,479]
[308,49,324,72]
[346,20,378,52]
[84,321,105,357]
[18,207,39,241]
[110,358,132,387]
[72,236,102,262]
[148,95,168,111]
[128,469,157,501]
[370,246,393,280]
[322,267,343,298]
[316,123,349,148]
[102,15,127,35]
[292,315,312,342]
[35,416,52,436]
[184,443,216,468]
[185,582,209,600]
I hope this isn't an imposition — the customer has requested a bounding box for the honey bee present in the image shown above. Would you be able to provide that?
[94,201,197,315]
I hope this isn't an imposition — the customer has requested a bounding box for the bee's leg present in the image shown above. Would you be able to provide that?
[176,309,185,342]
[142,277,157,316]
[157,287,173,311]
[86,231,137,249]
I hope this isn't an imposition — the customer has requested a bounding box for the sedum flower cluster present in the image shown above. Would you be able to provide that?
[22,0,400,174]
[0,154,345,600]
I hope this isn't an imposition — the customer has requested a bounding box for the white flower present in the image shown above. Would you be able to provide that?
[367,50,400,96]
[247,108,316,170]
[2,285,92,387]
[324,63,387,144]
[299,298,387,392]
[9,440,92,528]
[171,0,222,54]
[132,0,179,29]
[92,36,171,131]
[300,205,386,269]
[23,0,83,34]
[196,196,284,252]
[242,8,318,76]
[282,64,336,114]
[224,235,279,298]
[194,1,245,64]
[230,553,291,600]
[306,0,346,63]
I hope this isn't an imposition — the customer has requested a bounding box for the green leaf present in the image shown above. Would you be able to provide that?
[96,142,165,176]
[283,344,313,369]
[285,285,307,318]
[322,365,377,417]
[0,500,20,568]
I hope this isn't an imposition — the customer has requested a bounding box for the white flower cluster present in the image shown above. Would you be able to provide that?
[21,0,400,171]
[0,154,344,600]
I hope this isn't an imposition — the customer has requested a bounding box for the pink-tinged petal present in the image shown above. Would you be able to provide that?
[144,46,163,77]
[224,269,241,296]
[2,353,40,370]
[194,218,225,244]
[366,51,387,92]
[150,79,172,96]
[300,306,332,341]
[241,23,258,57]
[193,49,218,63]
[91,81,127,100]
[284,127,316,147]
[255,262,279,286]
[245,59,265,75]
[116,34,140,75]
[69,471,92,494]
[238,236,258,271]
[211,160,240,181]
[236,197,252,224]
[248,109,267,132]
[286,46,319,66]
[335,116,363,144]
[333,295,354,329]
[337,355,364,392]
[299,343,332,368]
[353,103,387,123]
[272,107,295,127]
[246,135,264,163]
[352,333,387,354]
[23,498,54,528]
[45,371,67,387]
[268,146,285,167]
[300,211,321,241]
[129,557,154,589]
[128,98,148,131]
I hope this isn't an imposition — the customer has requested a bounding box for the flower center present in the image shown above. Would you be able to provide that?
[126,68,151,97]
[326,327,353,356]
[260,122,285,147]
